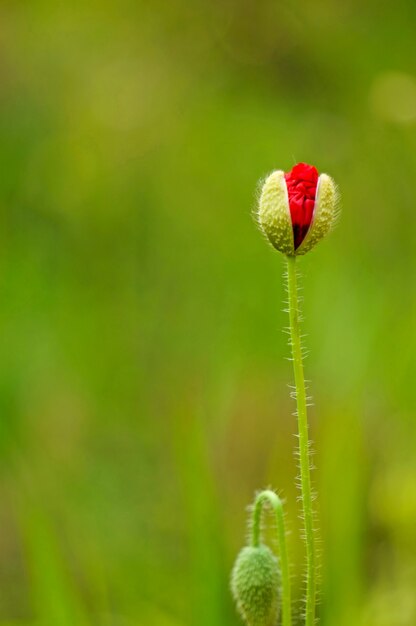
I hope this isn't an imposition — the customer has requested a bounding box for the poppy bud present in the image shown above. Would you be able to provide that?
[257,163,339,255]
[231,545,280,626]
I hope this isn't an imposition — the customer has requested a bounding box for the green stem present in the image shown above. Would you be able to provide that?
[251,490,292,626]
[286,255,316,626]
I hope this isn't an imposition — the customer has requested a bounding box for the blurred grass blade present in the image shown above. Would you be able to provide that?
[18,498,89,626]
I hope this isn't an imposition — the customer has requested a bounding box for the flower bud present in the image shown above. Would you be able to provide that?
[231,545,280,626]
[257,163,339,255]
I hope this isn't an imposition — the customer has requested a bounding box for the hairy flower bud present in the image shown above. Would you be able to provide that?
[257,163,339,255]
[231,545,280,626]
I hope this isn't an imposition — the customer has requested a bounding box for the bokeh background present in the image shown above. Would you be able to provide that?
[0,1,416,625]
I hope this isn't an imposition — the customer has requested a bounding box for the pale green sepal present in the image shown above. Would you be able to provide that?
[258,171,294,255]
[296,173,339,256]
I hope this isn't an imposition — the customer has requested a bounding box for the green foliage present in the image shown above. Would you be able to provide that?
[19,498,89,626]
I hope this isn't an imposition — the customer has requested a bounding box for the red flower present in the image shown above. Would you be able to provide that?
[284,163,319,249]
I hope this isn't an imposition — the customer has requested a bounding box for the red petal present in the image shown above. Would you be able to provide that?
[284,163,319,249]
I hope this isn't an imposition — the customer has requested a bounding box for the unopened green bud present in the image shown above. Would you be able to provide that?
[231,545,280,626]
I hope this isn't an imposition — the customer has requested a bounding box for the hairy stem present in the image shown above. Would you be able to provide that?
[286,255,316,626]
[251,490,292,626]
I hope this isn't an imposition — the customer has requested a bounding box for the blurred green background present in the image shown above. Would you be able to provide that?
[0,1,416,625]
